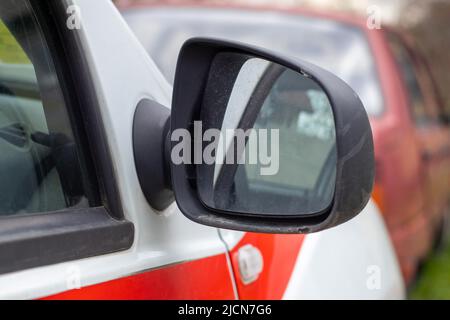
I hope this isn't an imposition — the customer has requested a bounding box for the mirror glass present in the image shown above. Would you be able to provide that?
[196,52,337,216]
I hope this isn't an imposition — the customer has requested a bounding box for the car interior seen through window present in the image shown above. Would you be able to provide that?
[0,2,90,216]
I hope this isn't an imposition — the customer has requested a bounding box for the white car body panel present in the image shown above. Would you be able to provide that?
[283,200,405,299]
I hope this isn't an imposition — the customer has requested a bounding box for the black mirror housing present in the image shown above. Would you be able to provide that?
[155,38,374,233]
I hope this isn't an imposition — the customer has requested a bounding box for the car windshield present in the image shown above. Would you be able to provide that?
[123,7,384,116]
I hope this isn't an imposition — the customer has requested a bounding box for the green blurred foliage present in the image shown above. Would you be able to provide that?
[0,20,30,64]
[410,237,450,300]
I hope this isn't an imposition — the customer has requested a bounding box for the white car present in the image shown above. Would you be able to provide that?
[0,0,404,299]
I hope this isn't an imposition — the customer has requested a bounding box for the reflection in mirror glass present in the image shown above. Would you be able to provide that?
[197,53,337,216]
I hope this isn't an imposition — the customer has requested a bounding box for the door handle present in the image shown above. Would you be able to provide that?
[422,146,450,162]
[0,123,27,148]
[422,150,432,162]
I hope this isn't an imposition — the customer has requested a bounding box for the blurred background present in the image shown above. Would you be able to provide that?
[115,0,450,299]
[115,0,450,115]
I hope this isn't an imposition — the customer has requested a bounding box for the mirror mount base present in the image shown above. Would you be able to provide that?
[133,99,174,211]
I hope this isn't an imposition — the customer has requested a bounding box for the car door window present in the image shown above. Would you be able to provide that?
[0,3,90,216]
[387,33,430,125]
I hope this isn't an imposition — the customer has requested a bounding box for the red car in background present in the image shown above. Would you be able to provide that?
[119,2,450,284]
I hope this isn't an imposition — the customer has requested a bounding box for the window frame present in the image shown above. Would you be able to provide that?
[386,30,437,127]
[0,0,134,275]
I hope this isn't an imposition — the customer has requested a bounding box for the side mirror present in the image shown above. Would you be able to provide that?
[133,38,374,234]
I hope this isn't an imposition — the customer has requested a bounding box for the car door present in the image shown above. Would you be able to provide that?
[0,0,235,299]
[413,50,450,230]
[386,32,449,236]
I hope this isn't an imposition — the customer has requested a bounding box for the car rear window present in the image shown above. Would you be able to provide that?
[123,7,384,117]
